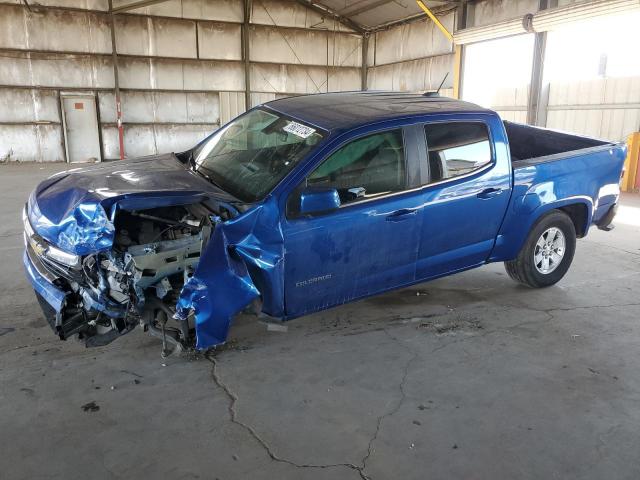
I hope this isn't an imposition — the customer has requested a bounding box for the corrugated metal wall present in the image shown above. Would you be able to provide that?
[0,0,362,162]
[366,12,456,94]
[546,77,640,140]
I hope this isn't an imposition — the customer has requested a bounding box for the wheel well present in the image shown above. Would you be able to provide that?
[559,203,588,238]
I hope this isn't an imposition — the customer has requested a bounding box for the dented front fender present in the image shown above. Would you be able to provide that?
[176,197,285,349]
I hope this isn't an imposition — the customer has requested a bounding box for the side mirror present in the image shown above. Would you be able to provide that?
[299,188,341,215]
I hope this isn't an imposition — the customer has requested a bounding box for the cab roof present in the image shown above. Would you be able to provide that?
[264,91,491,133]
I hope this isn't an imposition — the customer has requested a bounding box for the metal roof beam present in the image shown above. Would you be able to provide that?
[338,0,395,18]
[110,0,174,13]
[293,0,366,33]
[368,3,458,32]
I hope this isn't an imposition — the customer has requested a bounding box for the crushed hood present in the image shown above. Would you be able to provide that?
[29,153,237,254]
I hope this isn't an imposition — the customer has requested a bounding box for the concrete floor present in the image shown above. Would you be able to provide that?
[1,162,639,480]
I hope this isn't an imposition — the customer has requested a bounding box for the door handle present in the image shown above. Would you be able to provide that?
[386,208,418,222]
[477,187,503,199]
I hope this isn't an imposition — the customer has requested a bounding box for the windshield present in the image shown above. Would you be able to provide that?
[193,108,324,202]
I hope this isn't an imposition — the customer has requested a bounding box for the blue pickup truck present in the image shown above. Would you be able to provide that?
[23,92,626,352]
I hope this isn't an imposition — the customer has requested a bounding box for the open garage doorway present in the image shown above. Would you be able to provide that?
[461,34,535,123]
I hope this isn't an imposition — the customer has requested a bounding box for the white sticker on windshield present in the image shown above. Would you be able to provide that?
[283,121,316,139]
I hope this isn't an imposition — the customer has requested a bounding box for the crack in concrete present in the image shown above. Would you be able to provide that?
[202,302,640,478]
[204,327,421,480]
[360,329,418,475]
[204,351,369,479]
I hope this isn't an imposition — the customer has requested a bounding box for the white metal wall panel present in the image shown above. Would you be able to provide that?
[0,6,111,53]
[197,22,242,60]
[327,67,361,92]
[116,58,244,91]
[182,0,243,22]
[152,124,214,153]
[372,13,454,66]
[250,63,360,94]
[114,16,198,58]
[249,26,362,67]
[367,54,454,92]
[219,91,246,125]
[0,54,114,88]
[1,0,108,9]
[0,89,59,123]
[328,34,363,68]
[0,5,27,49]
[491,85,530,111]
[251,92,277,108]
[111,0,244,22]
[495,110,528,123]
[251,0,354,31]
[470,0,538,27]
[101,124,214,159]
[546,77,640,140]
[0,124,64,162]
[98,91,220,124]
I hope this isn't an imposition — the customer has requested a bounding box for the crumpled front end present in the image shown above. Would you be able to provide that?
[28,191,115,256]
[24,182,285,352]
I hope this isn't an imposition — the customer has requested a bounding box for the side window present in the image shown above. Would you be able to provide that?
[424,122,491,184]
[306,129,406,204]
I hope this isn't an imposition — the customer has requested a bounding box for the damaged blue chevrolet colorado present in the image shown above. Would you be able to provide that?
[23,92,626,353]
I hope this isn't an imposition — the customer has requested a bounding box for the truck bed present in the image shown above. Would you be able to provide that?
[503,121,612,166]
[500,121,626,249]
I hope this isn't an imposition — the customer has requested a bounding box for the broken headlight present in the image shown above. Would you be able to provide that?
[45,245,81,268]
[23,206,81,268]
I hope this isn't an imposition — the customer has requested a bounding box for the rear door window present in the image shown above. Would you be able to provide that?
[423,122,491,184]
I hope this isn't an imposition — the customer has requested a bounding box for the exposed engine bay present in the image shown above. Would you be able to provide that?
[29,201,237,356]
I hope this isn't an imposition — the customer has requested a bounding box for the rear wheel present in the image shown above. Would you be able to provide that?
[504,210,576,288]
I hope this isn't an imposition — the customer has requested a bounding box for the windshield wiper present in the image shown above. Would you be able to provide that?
[188,151,196,170]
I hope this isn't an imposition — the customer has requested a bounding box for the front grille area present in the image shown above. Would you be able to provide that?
[23,209,80,284]
[25,238,59,284]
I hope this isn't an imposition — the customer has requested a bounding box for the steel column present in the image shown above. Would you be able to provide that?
[361,34,369,91]
[243,0,252,110]
[527,0,549,126]
[452,1,467,99]
[108,0,125,160]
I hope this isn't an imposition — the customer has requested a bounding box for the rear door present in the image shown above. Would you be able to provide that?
[282,124,425,317]
[415,116,512,279]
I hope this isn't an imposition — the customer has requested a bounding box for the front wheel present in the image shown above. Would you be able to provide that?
[504,210,577,288]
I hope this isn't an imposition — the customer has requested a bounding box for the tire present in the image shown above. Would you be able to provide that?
[504,210,576,288]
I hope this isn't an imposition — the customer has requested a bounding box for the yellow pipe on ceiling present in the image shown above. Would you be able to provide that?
[416,0,454,42]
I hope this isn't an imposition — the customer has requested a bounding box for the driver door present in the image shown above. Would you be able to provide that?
[282,125,425,318]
